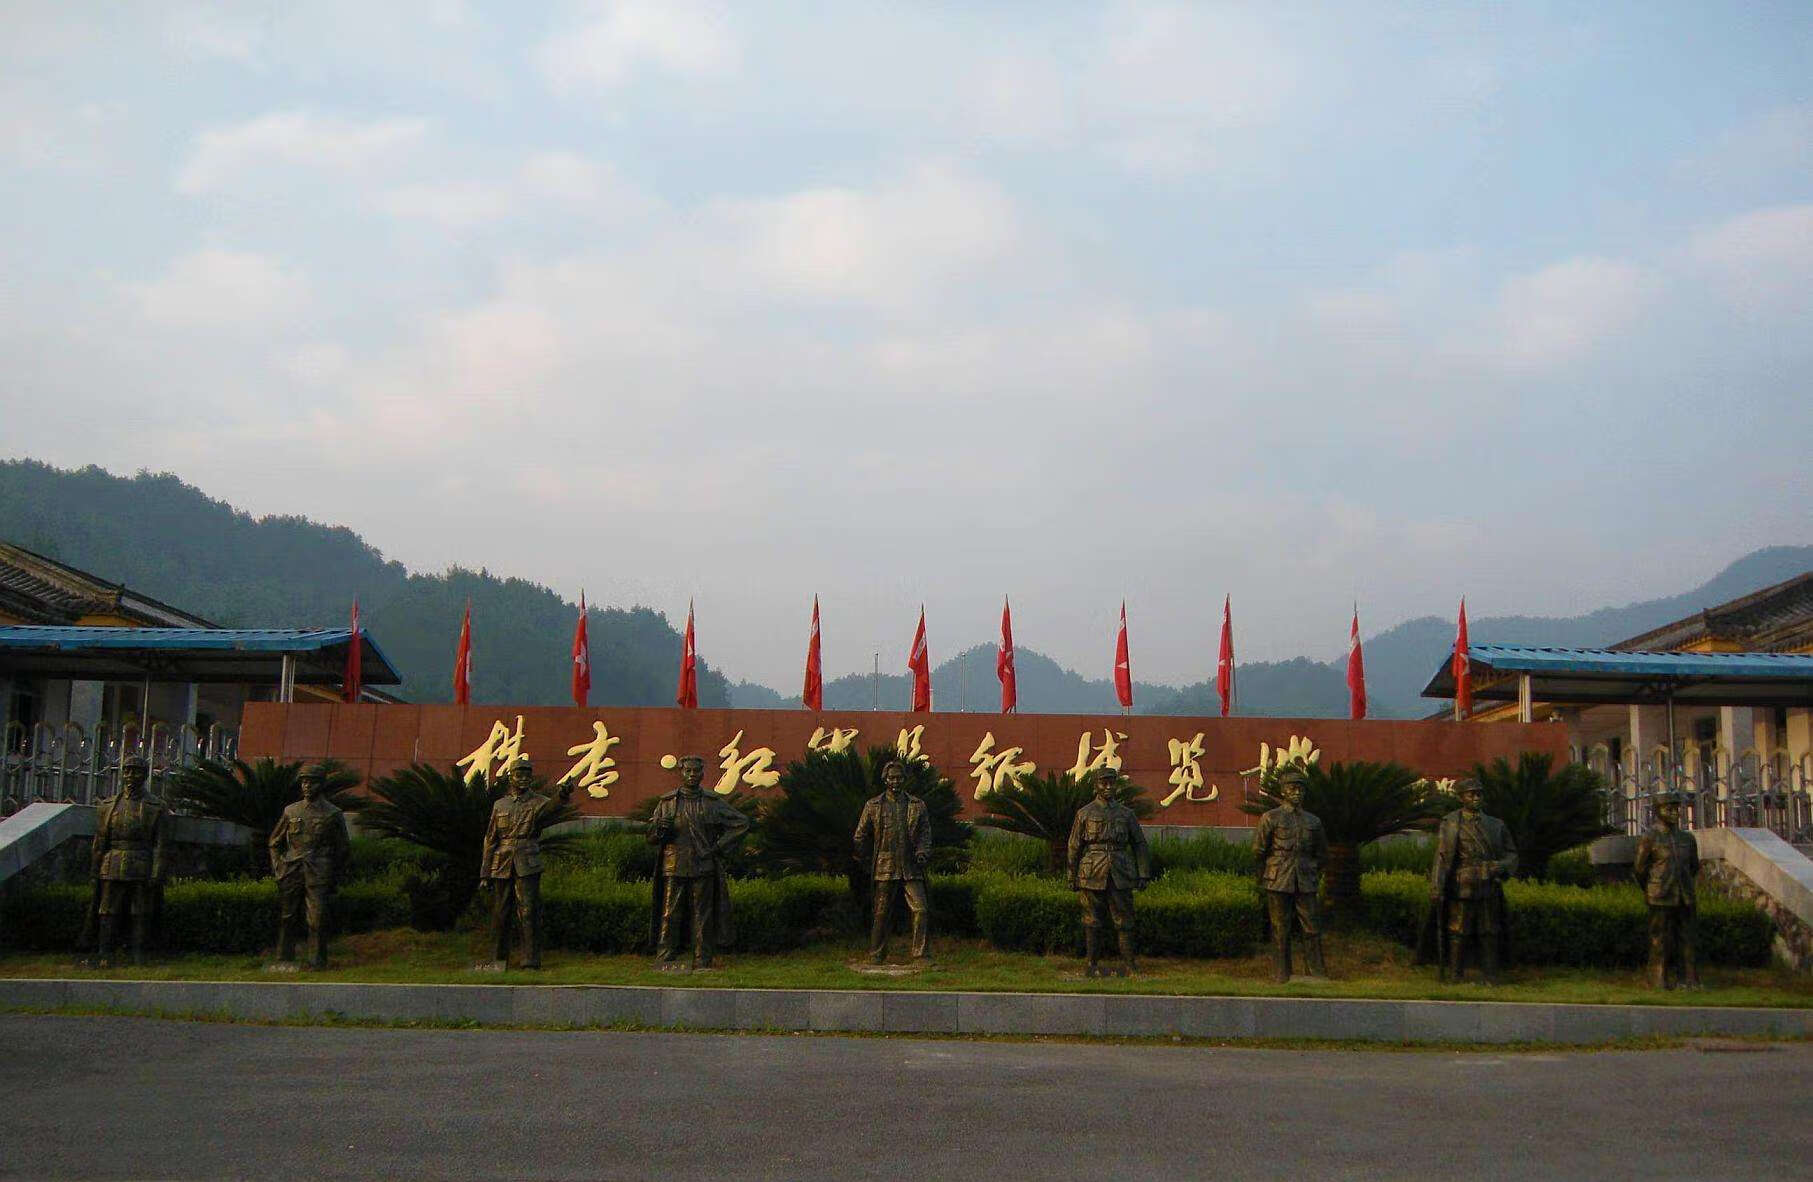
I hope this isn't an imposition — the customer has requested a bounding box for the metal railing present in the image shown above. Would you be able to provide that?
[1575,743,1813,844]
[0,721,237,812]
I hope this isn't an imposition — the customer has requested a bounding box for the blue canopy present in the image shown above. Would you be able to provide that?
[1422,644,1813,706]
[0,626,401,686]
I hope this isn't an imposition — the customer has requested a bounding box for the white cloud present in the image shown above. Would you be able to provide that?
[128,248,309,330]
[164,7,266,64]
[1490,257,1650,369]
[176,111,429,194]
[373,150,657,229]
[536,0,738,94]
[1689,203,1813,309]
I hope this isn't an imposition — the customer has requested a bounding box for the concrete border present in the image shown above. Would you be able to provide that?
[1,978,1808,1044]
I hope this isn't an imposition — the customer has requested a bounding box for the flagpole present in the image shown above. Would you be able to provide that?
[873,653,879,712]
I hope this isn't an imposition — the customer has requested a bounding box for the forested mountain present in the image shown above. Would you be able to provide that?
[0,460,729,707]
[6,459,1805,718]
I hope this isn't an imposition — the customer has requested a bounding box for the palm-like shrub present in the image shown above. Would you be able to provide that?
[1471,753,1613,882]
[975,769,1155,876]
[357,763,581,929]
[756,746,970,898]
[1240,759,1446,904]
[165,756,362,876]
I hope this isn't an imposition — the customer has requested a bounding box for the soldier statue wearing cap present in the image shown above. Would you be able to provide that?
[647,754,750,970]
[1253,763,1330,982]
[854,760,933,964]
[478,758,574,970]
[1422,778,1517,984]
[89,754,168,966]
[269,763,352,969]
[1632,791,1701,989]
[1067,767,1151,976]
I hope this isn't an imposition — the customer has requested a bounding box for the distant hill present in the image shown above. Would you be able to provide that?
[0,460,730,707]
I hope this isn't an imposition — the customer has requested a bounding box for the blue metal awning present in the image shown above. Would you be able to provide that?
[0,626,401,686]
[1422,644,1813,706]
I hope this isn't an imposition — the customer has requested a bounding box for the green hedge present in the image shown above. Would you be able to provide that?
[1360,872,1774,968]
[1149,832,1254,876]
[0,879,409,954]
[973,871,1262,958]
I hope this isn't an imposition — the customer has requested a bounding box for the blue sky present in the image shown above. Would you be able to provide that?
[2,1,1809,689]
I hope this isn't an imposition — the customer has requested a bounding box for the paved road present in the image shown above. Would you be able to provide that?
[3,1016,1809,1180]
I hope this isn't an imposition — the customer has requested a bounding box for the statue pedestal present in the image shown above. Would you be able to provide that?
[846,960,929,977]
[262,961,301,974]
[469,961,506,973]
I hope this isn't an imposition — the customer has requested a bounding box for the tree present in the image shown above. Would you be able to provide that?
[165,757,362,877]
[1240,759,1446,904]
[756,746,969,898]
[356,764,580,929]
[975,769,1155,876]
[1471,752,1613,882]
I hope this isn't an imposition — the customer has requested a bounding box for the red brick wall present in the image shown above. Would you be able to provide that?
[239,703,1571,827]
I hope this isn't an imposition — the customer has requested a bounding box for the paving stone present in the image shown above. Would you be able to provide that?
[959,991,1105,1035]
[1475,1003,1554,1044]
[1402,1001,1483,1043]
[881,991,958,1034]
[1099,994,1180,1037]
[0,978,68,1010]
[1252,998,1405,1042]
[1174,996,1257,1039]
[807,990,883,1032]
[1549,1004,1634,1044]
[663,987,736,1029]
[733,989,811,1031]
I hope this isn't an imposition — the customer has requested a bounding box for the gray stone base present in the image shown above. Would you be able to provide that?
[1,978,1808,1044]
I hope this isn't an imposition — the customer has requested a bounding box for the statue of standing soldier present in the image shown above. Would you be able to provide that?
[1066,767,1151,977]
[853,760,932,964]
[1423,778,1517,984]
[89,754,167,967]
[1253,764,1329,982]
[478,758,573,970]
[1633,791,1700,989]
[647,755,749,970]
[268,763,351,969]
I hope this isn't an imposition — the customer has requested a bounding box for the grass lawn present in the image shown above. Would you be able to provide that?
[4,928,1811,1009]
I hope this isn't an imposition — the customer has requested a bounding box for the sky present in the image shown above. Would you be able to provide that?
[2,1,1809,691]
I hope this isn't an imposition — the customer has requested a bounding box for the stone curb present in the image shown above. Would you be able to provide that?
[2,978,1809,1044]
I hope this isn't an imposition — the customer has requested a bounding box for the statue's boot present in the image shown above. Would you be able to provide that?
[1117,930,1137,978]
[523,923,542,971]
[96,913,117,968]
[309,925,329,971]
[1083,928,1100,977]
[1444,941,1466,985]
[909,911,930,961]
[1680,945,1700,990]
[1272,937,1291,984]
[129,914,149,967]
[1648,958,1667,990]
[276,917,298,963]
[1302,935,1328,979]
[1478,940,1501,986]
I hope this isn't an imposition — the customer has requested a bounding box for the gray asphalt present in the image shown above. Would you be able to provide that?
[1,1016,1808,1180]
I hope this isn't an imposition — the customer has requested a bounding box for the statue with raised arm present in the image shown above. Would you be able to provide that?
[269,763,352,970]
[1633,791,1700,989]
[647,755,749,970]
[478,758,573,970]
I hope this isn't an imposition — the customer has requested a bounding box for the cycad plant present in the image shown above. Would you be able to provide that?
[1471,752,1613,881]
[357,763,580,929]
[1240,759,1445,904]
[757,745,969,898]
[975,769,1155,876]
[165,756,362,876]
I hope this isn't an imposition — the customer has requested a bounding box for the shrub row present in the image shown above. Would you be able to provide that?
[1359,871,1773,968]
[2,870,1775,968]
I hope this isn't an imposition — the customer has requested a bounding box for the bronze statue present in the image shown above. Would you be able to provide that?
[1633,791,1700,989]
[268,763,351,969]
[854,760,933,964]
[647,755,749,970]
[1067,767,1151,976]
[89,754,167,966]
[478,758,573,970]
[1253,764,1329,982]
[1423,778,1516,984]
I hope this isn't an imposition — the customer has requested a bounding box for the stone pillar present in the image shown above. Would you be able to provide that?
[1628,705,1670,772]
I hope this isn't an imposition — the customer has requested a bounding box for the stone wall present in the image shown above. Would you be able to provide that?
[1703,858,1813,971]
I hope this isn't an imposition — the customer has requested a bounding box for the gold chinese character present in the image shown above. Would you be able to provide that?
[1069,729,1127,779]
[1242,735,1321,788]
[456,716,526,786]
[896,725,927,763]
[715,729,781,794]
[807,726,860,754]
[1160,732,1220,807]
[968,731,1036,799]
[562,721,623,798]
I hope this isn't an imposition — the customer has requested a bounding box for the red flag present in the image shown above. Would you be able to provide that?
[997,596,1017,713]
[908,606,931,712]
[676,600,698,709]
[1453,597,1472,719]
[343,598,362,704]
[802,596,823,710]
[453,598,472,706]
[1113,601,1133,709]
[1216,595,1235,717]
[1347,606,1367,721]
[572,592,591,708]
